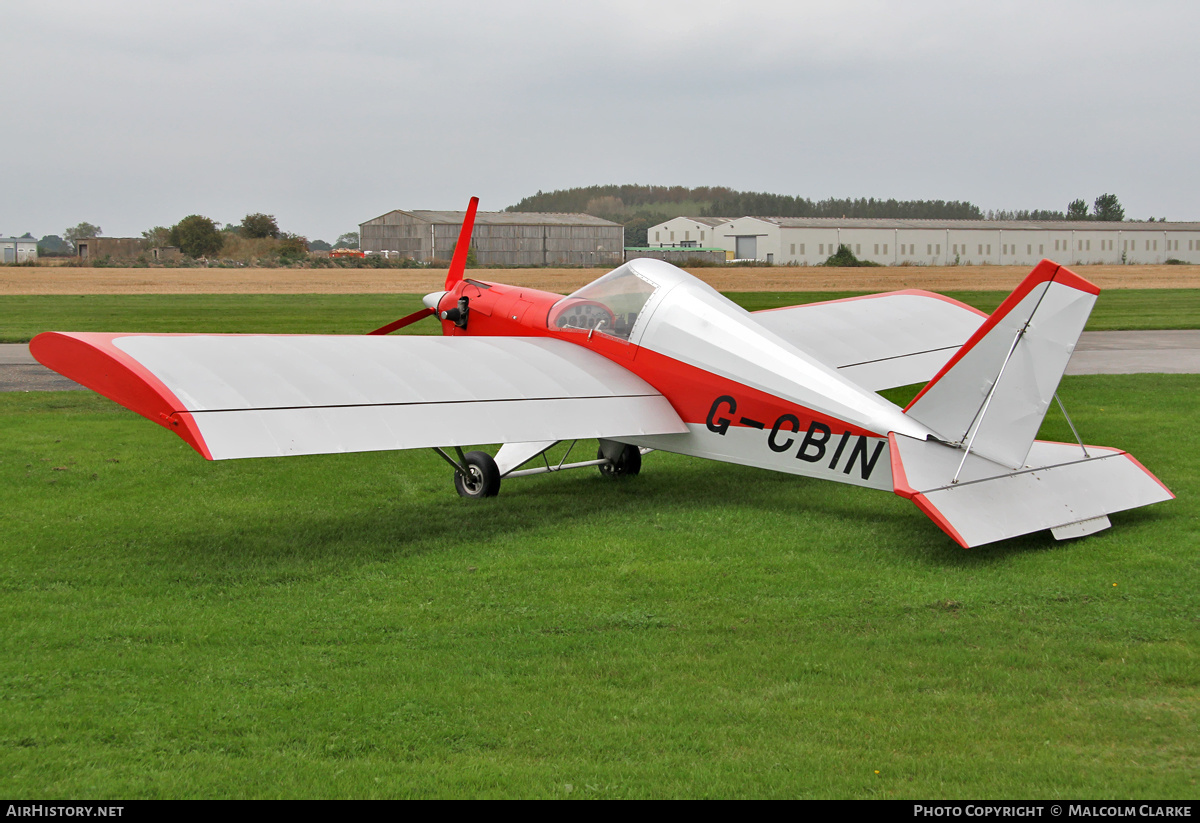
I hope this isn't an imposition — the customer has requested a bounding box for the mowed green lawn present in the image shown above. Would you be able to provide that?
[2,288,1198,342]
[1,376,1195,799]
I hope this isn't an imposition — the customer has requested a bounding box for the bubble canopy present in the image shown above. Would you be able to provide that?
[547,263,659,340]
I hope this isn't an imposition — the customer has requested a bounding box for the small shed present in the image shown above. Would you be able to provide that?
[76,237,146,261]
[0,236,38,263]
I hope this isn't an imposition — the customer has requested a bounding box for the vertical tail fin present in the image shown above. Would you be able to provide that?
[445,196,480,290]
[904,261,1099,469]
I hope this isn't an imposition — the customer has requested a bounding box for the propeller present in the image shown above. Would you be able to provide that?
[367,196,480,335]
[445,196,479,290]
[367,307,434,335]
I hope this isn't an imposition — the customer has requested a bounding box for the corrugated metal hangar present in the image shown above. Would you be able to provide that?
[647,217,1200,266]
[361,210,624,266]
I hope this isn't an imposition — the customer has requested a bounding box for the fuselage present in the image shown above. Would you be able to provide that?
[429,258,935,492]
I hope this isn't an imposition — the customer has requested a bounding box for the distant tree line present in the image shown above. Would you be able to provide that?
[702,193,984,220]
[23,215,362,262]
[506,185,987,246]
[507,185,738,215]
[131,214,360,261]
[504,185,1148,246]
[507,184,986,221]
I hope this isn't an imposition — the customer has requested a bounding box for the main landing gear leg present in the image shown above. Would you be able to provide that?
[433,447,501,498]
[597,439,642,478]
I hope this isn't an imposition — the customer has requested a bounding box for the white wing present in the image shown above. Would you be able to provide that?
[752,291,986,391]
[31,333,686,460]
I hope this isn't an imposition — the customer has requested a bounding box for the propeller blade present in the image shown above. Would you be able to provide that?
[445,196,480,290]
[368,307,435,335]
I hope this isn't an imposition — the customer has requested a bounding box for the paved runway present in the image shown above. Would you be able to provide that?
[1065,330,1200,375]
[2,331,1199,392]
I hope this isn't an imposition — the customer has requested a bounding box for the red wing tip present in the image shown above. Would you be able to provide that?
[167,411,214,460]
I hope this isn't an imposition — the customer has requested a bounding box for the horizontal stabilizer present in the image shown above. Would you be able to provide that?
[906,261,1099,469]
[890,433,1173,548]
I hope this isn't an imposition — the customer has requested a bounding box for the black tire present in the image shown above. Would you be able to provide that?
[453,451,501,499]
[598,443,641,478]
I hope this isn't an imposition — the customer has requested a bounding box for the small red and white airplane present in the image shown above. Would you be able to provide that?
[32,198,1172,547]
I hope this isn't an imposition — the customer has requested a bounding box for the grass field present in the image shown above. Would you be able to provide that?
[1,376,1194,799]
[3,288,1199,342]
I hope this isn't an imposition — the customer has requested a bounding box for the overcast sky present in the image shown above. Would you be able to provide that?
[4,0,1197,242]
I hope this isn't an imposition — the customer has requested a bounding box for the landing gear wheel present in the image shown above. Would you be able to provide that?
[597,443,641,478]
[453,451,501,499]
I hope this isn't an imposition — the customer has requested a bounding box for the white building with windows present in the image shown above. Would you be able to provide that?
[0,236,38,264]
[646,217,1200,266]
[646,217,732,249]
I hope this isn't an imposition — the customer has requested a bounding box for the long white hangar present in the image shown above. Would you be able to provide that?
[647,217,1200,266]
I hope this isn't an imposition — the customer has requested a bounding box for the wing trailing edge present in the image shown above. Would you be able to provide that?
[30,332,687,460]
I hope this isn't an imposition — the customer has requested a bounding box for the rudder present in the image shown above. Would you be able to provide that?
[905,260,1098,469]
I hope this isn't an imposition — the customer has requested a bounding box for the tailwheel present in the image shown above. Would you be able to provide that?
[453,450,501,498]
[597,441,641,478]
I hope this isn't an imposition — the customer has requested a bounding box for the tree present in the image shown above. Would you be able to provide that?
[64,222,102,252]
[1066,199,1090,221]
[241,213,280,239]
[170,215,224,258]
[308,239,332,251]
[335,232,359,249]
[141,226,172,247]
[277,232,308,262]
[37,235,71,256]
[1092,193,1125,222]
[622,216,655,247]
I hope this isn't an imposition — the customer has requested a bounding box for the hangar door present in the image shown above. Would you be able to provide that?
[735,236,757,259]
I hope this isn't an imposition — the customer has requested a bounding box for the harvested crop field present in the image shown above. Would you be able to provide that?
[3,264,1199,295]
